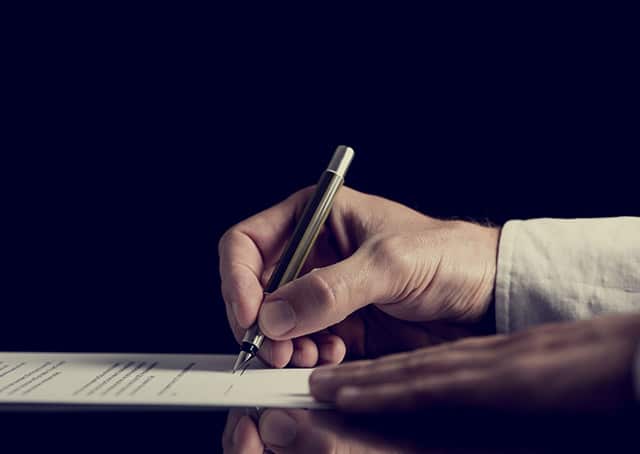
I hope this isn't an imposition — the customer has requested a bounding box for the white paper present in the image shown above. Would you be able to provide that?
[0,352,326,410]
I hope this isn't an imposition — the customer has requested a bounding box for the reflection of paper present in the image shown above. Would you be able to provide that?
[0,352,326,410]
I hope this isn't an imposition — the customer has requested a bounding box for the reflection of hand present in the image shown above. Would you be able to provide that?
[311,314,640,413]
[221,409,328,454]
[219,186,499,368]
[221,408,405,454]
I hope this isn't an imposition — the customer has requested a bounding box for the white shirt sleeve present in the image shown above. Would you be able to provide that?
[494,217,640,400]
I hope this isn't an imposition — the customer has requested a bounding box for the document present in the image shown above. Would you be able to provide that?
[0,352,326,410]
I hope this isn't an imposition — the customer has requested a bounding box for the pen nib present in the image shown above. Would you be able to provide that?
[232,351,253,374]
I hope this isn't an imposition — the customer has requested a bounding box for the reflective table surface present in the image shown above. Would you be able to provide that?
[1,408,637,453]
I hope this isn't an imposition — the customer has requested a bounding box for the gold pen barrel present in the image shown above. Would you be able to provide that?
[238,146,355,356]
[264,145,354,292]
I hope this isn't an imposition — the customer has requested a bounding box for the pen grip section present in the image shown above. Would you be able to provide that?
[242,324,264,349]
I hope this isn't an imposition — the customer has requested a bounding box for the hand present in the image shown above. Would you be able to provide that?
[310,314,640,413]
[219,186,499,368]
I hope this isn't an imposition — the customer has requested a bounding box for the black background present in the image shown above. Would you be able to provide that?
[2,5,638,357]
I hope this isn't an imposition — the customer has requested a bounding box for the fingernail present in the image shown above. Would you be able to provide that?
[338,386,361,400]
[259,300,296,336]
[260,410,297,447]
[310,368,334,384]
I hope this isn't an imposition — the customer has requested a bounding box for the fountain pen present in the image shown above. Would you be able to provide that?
[232,145,355,373]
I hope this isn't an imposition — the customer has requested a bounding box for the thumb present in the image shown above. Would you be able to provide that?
[257,249,386,340]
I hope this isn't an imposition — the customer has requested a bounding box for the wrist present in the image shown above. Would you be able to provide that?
[475,225,500,331]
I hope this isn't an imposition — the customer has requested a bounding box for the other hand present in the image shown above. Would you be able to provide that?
[310,314,640,413]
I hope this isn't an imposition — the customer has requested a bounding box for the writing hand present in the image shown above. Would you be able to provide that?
[219,186,499,367]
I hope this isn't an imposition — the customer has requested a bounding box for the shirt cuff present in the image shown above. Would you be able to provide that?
[494,220,518,333]
[494,217,640,334]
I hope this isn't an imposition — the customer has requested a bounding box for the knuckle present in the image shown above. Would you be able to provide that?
[496,357,543,391]
[307,272,340,315]
[296,185,316,199]
[397,356,426,379]
[369,235,400,260]
[496,352,548,386]
[218,226,238,255]
[369,235,409,264]
[404,353,420,369]
[514,330,555,353]
[367,235,419,282]
[286,186,316,221]
[217,231,228,255]
[289,185,316,206]
[508,328,539,345]
[521,333,547,351]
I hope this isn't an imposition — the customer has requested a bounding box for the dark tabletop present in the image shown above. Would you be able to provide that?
[1,408,638,453]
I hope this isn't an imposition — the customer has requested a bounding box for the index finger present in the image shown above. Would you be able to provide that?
[219,188,312,328]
